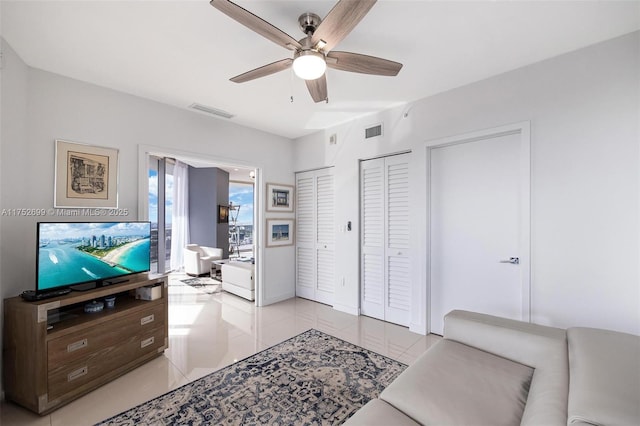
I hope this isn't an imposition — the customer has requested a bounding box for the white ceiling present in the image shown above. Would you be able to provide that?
[2,1,639,140]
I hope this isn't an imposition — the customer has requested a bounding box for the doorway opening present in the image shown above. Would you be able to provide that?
[139,145,262,305]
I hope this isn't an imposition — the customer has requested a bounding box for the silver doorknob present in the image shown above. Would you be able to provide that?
[499,257,519,264]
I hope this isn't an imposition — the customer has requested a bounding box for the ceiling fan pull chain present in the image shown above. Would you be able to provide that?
[290,67,295,103]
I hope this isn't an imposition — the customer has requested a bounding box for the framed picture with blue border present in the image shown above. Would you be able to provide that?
[266,218,294,247]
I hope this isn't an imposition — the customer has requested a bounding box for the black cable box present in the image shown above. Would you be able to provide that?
[21,288,71,301]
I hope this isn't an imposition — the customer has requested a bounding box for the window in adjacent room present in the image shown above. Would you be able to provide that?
[228,180,254,259]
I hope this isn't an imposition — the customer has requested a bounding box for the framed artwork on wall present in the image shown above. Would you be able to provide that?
[266,182,294,212]
[218,204,229,223]
[54,139,119,208]
[266,218,295,247]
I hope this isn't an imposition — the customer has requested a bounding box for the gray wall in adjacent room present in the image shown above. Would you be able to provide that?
[215,168,230,257]
[188,167,229,257]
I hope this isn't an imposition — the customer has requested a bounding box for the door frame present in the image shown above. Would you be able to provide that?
[137,144,264,306]
[424,121,531,333]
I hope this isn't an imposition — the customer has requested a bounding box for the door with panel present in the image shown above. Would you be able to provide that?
[295,168,335,305]
[360,153,411,326]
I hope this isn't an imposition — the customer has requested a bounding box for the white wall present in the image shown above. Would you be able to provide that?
[294,31,640,335]
[0,39,296,308]
[0,38,30,398]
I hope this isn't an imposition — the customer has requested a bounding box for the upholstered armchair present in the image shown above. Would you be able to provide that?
[184,244,223,276]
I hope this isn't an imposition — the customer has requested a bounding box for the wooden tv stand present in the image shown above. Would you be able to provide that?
[2,274,168,415]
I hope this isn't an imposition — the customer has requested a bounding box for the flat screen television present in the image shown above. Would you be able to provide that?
[37,221,151,292]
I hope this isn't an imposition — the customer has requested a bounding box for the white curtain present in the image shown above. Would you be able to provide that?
[170,160,189,271]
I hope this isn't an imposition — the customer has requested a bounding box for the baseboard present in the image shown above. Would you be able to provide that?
[263,291,295,306]
[332,303,358,316]
[410,321,427,336]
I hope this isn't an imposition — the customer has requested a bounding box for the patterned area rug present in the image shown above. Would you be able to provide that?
[97,329,407,425]
[179,277,221,294]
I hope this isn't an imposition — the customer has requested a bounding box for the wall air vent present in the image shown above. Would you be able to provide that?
[188,103,234,119]
[365,123,383,139]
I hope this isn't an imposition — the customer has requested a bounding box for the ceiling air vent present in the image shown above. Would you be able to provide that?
[365,123,383,139]
[189,103,234,119]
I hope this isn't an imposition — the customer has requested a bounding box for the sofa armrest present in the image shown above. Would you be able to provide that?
[443,310,568,426]
[183,247,200,273]
[567,327,640,426]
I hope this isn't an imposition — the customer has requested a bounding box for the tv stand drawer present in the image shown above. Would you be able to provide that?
[47,303,165,368]
[47,326,166,400]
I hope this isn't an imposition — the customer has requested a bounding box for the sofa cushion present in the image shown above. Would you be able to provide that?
[567,327,640,426]
[443,310,568,426]
[380,339,534,426]
[344,399,420,426]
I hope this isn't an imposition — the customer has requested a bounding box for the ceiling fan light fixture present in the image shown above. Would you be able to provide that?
[293,50,326,80]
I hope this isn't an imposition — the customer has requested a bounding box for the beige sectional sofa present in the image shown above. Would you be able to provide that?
[346,310,640,426]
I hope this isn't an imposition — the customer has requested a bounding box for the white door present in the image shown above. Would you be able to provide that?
[296,172,315,300]
[429,125,530,334]
[361,154,411,326]
[361,158,385,319]
[315,169,335,305]
[296,168,335,305]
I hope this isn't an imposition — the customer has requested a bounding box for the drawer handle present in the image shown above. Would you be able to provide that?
[140,314,155,326]
[67,338,88,353]
[68,366,88,382]
[141,337,155,348]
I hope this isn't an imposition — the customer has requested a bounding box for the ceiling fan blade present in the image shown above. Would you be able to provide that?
[230,58,293,83]
[327,51,402,76]
[311,0,377,52]
[305,75,328,103]
[210,0,302,51]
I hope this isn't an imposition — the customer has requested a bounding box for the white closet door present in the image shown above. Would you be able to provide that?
[384,155,411,326]
[296,173,315,300]
[315,169,335,305]
[360,154,410,326]
[360,158,385,319]
[295,168,335,304]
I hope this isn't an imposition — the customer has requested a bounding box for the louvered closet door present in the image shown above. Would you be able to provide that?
[295,168,335,305]
[296,172,315,300]
[360,154,410,326]
[384,154,410,325]
[360,158,385,319]
[314,169,335,305]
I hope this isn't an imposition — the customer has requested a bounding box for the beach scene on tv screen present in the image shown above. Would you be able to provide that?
[38,222,150,290]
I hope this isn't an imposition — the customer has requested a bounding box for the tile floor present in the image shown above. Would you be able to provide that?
[1,273,440,425]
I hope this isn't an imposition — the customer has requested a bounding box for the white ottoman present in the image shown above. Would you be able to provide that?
[221,261,255,301]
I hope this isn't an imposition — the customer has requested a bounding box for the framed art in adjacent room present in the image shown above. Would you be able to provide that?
[266,218,294,247]
[218,204,229,223]
[266,182,294,212]
[54,139,119,208]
